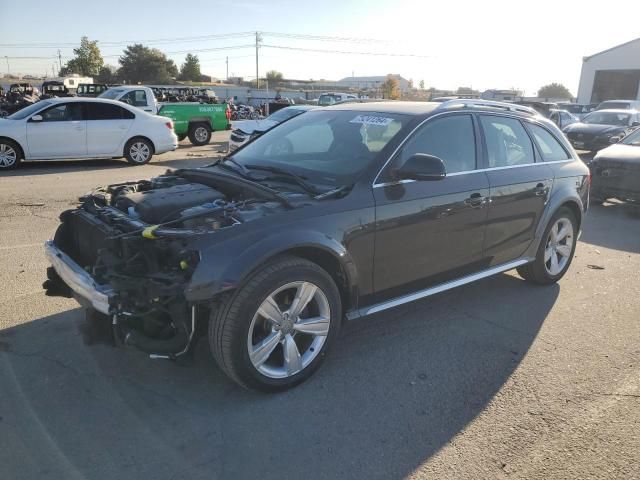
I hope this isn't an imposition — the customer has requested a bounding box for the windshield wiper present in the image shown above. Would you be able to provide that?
[245,164,322,195]
[208,156,251,177]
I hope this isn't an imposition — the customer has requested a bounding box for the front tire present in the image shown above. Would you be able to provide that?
[124,138,154,165]
[517,207,578,285]
[209,256,341,392]
[0,139,22,170]
[188,123,212,146]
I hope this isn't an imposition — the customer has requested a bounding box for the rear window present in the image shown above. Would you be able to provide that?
[598,102,631,110]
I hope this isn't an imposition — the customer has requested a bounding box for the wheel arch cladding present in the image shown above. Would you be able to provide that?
[185,231,359,312]
[188,118,212,127]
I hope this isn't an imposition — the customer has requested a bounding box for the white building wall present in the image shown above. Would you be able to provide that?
[577,39,640,104]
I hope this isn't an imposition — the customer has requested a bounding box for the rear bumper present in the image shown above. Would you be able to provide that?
[44,240,113,314]
[156,141,178,154]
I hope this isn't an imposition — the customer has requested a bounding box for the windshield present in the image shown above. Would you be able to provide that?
[6,101,51,120]
[230,110,408,188]
[267,108,305,123]
[582,111,630,126]
[98,89,124,100]
[621,128,640,146]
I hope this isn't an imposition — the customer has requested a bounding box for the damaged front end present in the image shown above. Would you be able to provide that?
[44,168,295,358]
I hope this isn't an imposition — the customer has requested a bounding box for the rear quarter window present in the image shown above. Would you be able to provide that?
[527,124,570,161]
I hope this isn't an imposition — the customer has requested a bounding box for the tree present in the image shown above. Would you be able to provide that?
[179,54,201,81]
[266,70,284,84]
[119,44,178,84]
[456,86,477,94]
[537,82,572,100]
[381,76,401,100]
[96,65,118,84]
[59,36,103,77]
[419,80,425,90]
[408,78,414,90]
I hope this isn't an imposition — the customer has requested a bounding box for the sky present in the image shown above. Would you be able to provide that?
[2,0,640,96]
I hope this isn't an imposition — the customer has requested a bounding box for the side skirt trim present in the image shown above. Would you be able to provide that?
[346,258,533,320]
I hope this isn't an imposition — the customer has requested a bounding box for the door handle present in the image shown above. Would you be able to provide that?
[533,183,547,196]
[74,126,84,131]
[118,125,127,129]
[464,192,487,207]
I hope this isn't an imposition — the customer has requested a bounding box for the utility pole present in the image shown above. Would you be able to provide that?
[226,56,229,81]
[255,31,262,89]
[57,49,63,72]
[4,56,9,75]
[51,64,55,77]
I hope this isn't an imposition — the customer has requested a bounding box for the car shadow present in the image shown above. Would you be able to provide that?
[580,201,640,253]
[0,272,558,480]
[0,143,226,178]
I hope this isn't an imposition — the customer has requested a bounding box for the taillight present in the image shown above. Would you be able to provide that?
[165,121,173,130]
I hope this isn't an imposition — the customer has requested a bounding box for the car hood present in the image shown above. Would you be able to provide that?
[232,119,278,135]
[594,143,640,163]
[563,123,627,135]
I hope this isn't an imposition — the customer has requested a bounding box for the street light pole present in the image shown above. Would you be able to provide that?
[5,56,9,75]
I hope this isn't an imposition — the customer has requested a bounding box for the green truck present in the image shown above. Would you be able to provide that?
[157,103,231,146]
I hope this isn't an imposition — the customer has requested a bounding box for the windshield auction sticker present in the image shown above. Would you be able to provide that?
[350,115,394,126]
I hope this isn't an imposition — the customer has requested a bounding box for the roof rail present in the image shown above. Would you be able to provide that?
[436,99,539,116]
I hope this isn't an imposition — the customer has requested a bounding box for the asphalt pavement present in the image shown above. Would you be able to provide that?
[0,136,638,479]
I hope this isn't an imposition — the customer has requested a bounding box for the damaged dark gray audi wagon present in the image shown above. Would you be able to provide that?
[45,100,590,391]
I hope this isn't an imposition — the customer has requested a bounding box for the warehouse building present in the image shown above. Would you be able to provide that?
[577,37,640,104]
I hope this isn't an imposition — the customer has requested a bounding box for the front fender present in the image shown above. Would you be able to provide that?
[184,229,358,304]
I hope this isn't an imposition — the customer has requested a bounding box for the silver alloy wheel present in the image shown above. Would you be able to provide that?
[194,126,209,143]
[0,143,17,168]
[247,281,331,379]
[544,217,574,276]
[129,142,150,163]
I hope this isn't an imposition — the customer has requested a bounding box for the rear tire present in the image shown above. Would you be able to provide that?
[188,123,211,146]
[209,255,341,392]
[124,137,154,165]
[517,207,578,285]
[0,139,22,170]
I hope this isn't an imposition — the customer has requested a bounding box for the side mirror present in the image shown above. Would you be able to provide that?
[397,154,447,181]
[30,114,43,122]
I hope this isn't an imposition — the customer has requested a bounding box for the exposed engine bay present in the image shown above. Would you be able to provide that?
[47,168,304,358]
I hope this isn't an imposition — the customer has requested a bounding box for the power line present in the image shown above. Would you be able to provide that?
[261,32,387,44]
[0,32,256,48]
[262,44,430,58]
[0,30,388,49]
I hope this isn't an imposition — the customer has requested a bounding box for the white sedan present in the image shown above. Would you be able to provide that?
[0,97,178,170]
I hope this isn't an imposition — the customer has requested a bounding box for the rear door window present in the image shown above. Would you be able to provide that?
[479,115,535,167]
[527,124,570,161]
[86,102,134,120]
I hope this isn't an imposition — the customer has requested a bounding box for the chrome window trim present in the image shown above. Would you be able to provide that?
[372,159,573,188]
